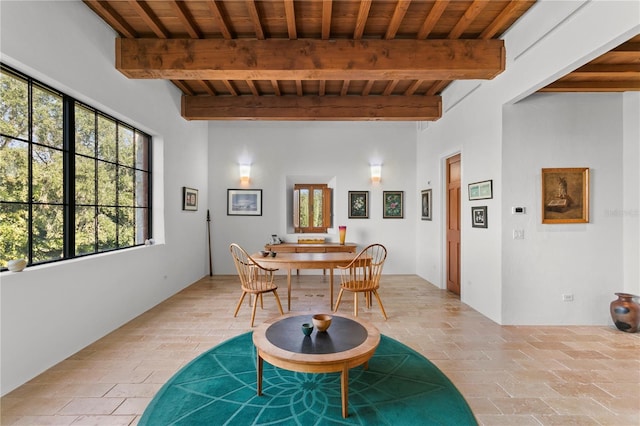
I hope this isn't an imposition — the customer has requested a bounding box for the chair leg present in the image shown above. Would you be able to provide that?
[334,289,345,312]
[234,292,247,318]
[372,290,388,320]
[250,294,259,327]
[273,290,284,315]
[259,293,264,309]
[353,292,359,317]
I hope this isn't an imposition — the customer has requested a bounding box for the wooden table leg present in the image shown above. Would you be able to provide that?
[257,349,263,396]
[330,268,334,309]
[341,364,349,418]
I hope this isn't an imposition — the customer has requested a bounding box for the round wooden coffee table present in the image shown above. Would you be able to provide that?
[253,312,380,418]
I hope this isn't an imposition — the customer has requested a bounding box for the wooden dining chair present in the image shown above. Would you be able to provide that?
[334,243,388,319]
[229,243,284,327]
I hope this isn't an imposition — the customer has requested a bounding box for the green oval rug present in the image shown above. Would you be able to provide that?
[139,332,477,425]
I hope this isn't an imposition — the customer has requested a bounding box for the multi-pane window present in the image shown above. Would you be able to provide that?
[293,184,332,233]
[0,64,152,270]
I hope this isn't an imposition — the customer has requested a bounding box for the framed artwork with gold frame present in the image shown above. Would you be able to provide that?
[541,167,589,224]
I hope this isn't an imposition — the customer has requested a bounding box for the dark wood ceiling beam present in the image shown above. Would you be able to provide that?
[570,64,640,77]
[404,79,423,96]
[116,38,505,81]
[322,0,333,39]
[170,0,202,39]
[129,0,169,38]
[84,1,137,38]
[246,80,260,96]
[448,0,488,39]
[383,80,400,95]
[417,0,448,39]
[426,80,450,96]
[385,0,412,40]
[181,94,442,121]
[362,80,375,96]
[284,0,297,39]
[296,80,303,96]
[353,0,372,39]
[319,80,326,96]
[271,80,281,96]
[172,80,194,95]
[202,81,217,96]
[207,0,234,39]
[340,80,350,96]
[222,80,239,96]
[245,0,265,40]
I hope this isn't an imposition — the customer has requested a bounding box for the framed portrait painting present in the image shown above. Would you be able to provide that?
[227,189,262,216]
[421,189,432,220]
[182,187,198,211]
[541,167,589,224]
[383,191,404,219]
[348,191,369,219]
[471,206,487,228]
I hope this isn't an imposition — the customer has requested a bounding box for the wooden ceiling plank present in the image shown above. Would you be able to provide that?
[284,0,297,40]
[448,0,489,39]
[222,80,239,96]
[245,0,265,40]
[322,0,333,40]
[246,80,260,96]
[404,79,423,96]
[353,0,372,39]
[571,63,640,77]
[171,80,195,95]
[129,0,169,38]
[207,0,234,39]
[480,0,523,39]
[84,0,137,38]
[202,81,217,96]
[271,80,282,96]
[385,0,412,40]
[383,80,400,95]
[169,0,202,39]
[539,81,640,92]
[362,80,375,96]
[416,0,448,39]
[116,38,505,81]
[181,94,443,121]
[340,80,350,96]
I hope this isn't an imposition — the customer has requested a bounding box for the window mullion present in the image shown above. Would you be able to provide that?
[63,96,75,258]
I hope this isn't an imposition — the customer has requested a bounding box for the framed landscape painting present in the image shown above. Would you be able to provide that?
[468,180,492,201]
[383,191,404,219]
[227,189,262,216]
[348,191,369,219]
[541,167,589,224]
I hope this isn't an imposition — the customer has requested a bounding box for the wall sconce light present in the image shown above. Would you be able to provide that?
[370,164,382,183]
[239,164,251,184]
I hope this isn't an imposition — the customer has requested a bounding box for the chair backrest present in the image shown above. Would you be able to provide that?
[339,243,387,290]
[229,243,276,292]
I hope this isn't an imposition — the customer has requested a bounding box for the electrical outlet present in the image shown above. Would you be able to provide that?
[562,294,574,302]
[513,229,524,239]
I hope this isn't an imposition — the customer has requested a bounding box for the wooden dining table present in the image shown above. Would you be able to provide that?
[252,252,360,311]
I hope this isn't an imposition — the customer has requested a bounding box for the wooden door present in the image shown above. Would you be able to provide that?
[446,154,461,295]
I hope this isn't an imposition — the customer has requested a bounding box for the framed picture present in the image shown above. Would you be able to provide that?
[471,206,488,228]
[468,180,493,200]
[383,191,404,219]
[227,189,262,216]
[348,191,369,219]
[421,189,432,221]
[541,167,589,224]
[182,187,198,211]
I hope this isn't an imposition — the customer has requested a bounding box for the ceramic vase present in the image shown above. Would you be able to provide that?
[339,226,346,245]
[610,293,640,333]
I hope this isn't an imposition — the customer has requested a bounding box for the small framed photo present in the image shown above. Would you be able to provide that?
[348,191,369,219]
[182,187,198,211]
[541,167,589,224]
[383,191,404,219]
[468,180,493,201]
[421,189,432,221]
[471,206,488,228]
[227,189,262,216]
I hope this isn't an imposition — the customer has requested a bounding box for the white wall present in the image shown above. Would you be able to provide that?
[502,93,624,325]
[416,0,640,324]
[1,1,209,395]
[207,121,418,275]
[622,92,640,296]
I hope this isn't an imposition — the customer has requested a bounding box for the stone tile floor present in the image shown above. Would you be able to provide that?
[2,274,639,425]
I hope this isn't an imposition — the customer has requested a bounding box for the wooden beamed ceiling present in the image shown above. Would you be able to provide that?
[86,0,593,121]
